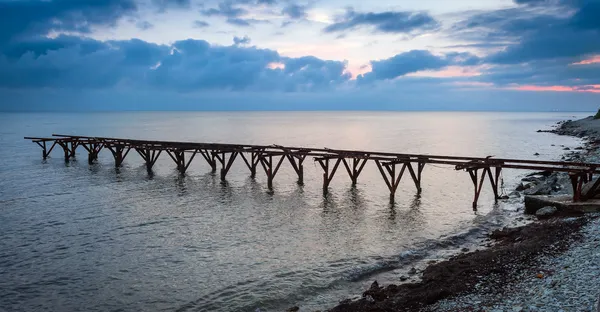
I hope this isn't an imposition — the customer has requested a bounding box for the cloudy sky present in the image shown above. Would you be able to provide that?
[1,0,599,111]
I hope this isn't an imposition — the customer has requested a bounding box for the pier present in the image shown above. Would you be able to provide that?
[25,134,600,210]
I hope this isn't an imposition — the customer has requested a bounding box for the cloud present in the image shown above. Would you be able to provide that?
[151,0,191,12]
[0,0,137,45]
[233,35,251,45]
[201,2,247,18]
[282,4,308,20]
[193,20,210,28]
[357,50,480,82]
[136,21,154,30]
[323,8,439,34]
[201,2,269,27]
[0,35,350,92]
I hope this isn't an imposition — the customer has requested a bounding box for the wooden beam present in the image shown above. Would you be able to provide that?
[317,158,342,195]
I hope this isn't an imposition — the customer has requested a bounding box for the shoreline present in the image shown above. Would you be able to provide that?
[320,115,600,312]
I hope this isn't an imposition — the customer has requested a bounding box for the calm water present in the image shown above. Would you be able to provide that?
[0,112,588,312]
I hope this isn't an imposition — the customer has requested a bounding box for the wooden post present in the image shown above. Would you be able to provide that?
[166,149,198,175]
[259,154,285,190]
[80,142,104,164]
[56,141,72,161]
[35,141,58,159]
[69,141,78,159]
[107,145,131,167]
[286,154,307,184]
[406,162,422,193]
[375,160,407,202]
[136,148,162,171]
[569,173,584,202]
[342,157,368,185]
[214,151,238,181]
[317,158,342,195]
[199,149,217,172]
[240,151,261,178]
[467,168,488,211]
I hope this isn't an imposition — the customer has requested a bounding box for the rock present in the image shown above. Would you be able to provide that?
[287,307,300,312]
[551,144,555,146]
[461,247,470,252]
[408,267,417,275]
[563,147,571,150]
[399,275,408,281]
[524,196,552,214]
[500,195,510,200]
[367,281,380,293]
[522,176,542,182]
[536,206,558,219]
[534,152,540,156]
[516,183,531,191]
[509,191,522,198]
[339,299,352,305]
[575,146,584,150]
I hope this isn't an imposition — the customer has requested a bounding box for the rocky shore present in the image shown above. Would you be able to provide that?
[318,115,600,312]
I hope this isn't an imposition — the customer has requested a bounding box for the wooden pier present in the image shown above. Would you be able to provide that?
[25,134,600,210]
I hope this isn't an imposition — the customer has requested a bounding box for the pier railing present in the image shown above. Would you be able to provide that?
[24,134,600,210]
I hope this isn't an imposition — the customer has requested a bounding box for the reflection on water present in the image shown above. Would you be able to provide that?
[0,111,587,312]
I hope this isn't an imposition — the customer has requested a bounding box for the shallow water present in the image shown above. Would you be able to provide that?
[0,111,588,311]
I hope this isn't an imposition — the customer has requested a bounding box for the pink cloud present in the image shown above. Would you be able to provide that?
[572,55,600,65]
[510,84,600,93]
[408,66,483,78]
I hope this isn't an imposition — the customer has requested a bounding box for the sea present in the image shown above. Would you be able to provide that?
[0,111,590,312]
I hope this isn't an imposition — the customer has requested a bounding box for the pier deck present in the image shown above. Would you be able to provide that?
[24,134,600,210]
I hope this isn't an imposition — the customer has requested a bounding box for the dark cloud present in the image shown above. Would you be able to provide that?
[454,0,600,64]
[193,20,210,28]
[0,36,350,92]
[323,8,439,34]
[201,2,270,27]
[233,35,251,45]
[358,50,480,82]
[201,2,247,18]
[0,0,137,44]
[136,21,154,30]
[152,0,191,12]
[282,4,307,19]
[226,18,252,26]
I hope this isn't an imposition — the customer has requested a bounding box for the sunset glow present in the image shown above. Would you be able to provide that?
[511,85,600,93]
[572,56,600,65]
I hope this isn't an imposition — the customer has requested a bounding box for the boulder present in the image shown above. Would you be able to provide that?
[522,176,542,182]
[509,191,522,198]
[524,183,553,196]
[525,196,556,214]
[536,206,558,219]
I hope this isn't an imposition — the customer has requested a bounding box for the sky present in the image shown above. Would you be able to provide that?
[0,0,599,111]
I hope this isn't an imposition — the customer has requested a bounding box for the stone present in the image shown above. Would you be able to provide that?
[408,267,417,275]
[536,206,558,218]
[534,152,540,156]
[563,147,571,150]
[461,247,470,252]
[509,191,522,198]
[500,195,510,200]
[286,307,299,312]
[400,275,408,281]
